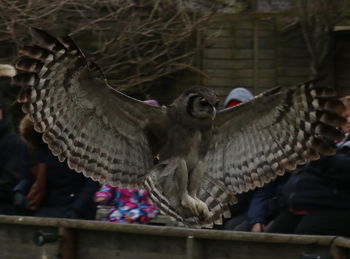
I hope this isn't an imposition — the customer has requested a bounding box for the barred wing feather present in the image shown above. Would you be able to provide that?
[206,82,346,195]
[14,28,165,187]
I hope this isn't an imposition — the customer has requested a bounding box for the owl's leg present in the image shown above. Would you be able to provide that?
[173,159,197,213]
[187,161,210,218]
[188,160,204,197]
[177,160,210,220]
[146,157,210,221]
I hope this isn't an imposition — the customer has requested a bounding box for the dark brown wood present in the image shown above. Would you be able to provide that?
[58,227,76,259]
[0,216,349,259]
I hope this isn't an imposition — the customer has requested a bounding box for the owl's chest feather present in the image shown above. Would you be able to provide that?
[160,125,212,170]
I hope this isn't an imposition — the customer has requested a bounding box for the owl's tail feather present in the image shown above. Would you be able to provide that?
[197,176,237,226]
[144,163,236,228]
[0,64,16,77]
[144,171,187,226]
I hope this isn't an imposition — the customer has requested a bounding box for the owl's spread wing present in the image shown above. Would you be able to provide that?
[14,28,166,187]
[205,81,346,194]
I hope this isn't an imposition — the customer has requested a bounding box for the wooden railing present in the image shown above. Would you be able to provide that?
[0,215,348,259]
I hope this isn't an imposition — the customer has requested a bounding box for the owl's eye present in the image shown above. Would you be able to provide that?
[199,98,209,106]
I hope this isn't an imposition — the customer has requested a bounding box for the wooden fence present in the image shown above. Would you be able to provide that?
[197,13,312,103]
[0,215,349,259]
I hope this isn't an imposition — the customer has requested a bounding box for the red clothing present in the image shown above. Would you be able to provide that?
[225,100,242,108]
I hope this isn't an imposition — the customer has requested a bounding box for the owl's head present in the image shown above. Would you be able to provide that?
[182,86,218,121]
[171,86,218,124]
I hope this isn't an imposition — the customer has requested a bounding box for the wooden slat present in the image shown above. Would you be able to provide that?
[0,215,348,259]
[277,48,310,58]
[277,67,311,77]
[278,76,311,86]
[203,69,254,78]
[257,69,276,78]
[203,49,253,59]
[202,59,253,69]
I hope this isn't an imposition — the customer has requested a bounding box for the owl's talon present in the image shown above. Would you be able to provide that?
[181,193,210,220]
[195,197,211,219]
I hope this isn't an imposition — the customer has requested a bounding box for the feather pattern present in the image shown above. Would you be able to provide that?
[11,28,347,228]
[205,82,346,195]
[14,28,165,187]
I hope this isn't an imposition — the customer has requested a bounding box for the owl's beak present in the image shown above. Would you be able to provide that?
[211,106,216,120]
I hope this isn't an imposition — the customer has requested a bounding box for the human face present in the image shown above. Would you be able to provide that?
[341,107,350,134]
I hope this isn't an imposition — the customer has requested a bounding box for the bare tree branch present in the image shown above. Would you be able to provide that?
[296,0,350,77]
[0,0,216,95]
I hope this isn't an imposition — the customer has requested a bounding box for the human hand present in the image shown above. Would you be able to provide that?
[13,192,28,210]
[95,196,106,204]
[251,223,265,232]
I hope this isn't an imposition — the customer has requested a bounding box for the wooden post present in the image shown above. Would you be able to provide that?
[58,227,76,259]
[332,237,350,259]
[186,235,202,259]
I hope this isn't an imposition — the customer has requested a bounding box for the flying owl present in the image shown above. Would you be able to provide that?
[12,28,346,227]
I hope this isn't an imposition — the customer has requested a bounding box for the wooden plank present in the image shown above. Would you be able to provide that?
[205,38,255,49]
[278,48,310,58]
[203,77,233,86]
[278,76,311,86]
[277,58,310,67]
[258,29,275,38]
[258,38,275,49]
[208,18,275,31]
[231,78,255,86]
[233,29,254,38]
[277,67,310,77]
[205,38,235,49]
[208,17,254,29]
[256,78,278,88]
[279,38,309,48]
[197,13,313,99]
[203,69,254,78]
[203,49,253,59]
[258,69,276,78]
[257,20,275,30]
[258,49,275,59]
[202,59,253,69]
[233,39,254,49]
[258,60,275,69]
[205,77,258,88]
[205,28,234,38]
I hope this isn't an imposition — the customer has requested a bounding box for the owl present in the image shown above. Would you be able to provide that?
[12,28,346,227]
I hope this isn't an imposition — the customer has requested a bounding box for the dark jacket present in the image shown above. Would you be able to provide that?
[14,116,99,219]
[246,174,289,226]
[0,119,26,203]
[282,140,350,211]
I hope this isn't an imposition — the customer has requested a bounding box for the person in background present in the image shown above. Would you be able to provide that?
[223,87,254,108]
[95,185,159,224]
[0,92,27,215]
[13,115,99,220]
[243,174,290,232]
[265,96,350,236]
